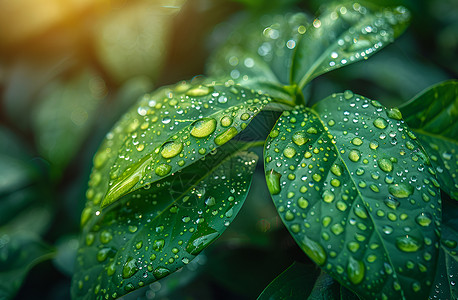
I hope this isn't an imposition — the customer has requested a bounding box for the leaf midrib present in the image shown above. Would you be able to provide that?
[309,106,407,299]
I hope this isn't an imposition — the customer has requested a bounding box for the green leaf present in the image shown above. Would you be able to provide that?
[264,92,441,299]
[291,3,410,89]
[81,80,270,211]
[207,11,309,102]
[92,1,186,83]
[399,80,458,199]
[0,232,55,300]
[257,261,320,300]
[32,69,107,177]
[72,141,258,299]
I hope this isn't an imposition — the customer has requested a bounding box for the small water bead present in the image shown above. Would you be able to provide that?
[283,147,297,158]
[322,190,335,203]
[383,225,393,235]
[348,242,360,252]
[292,131,309,146]
[378,158,393,172]
[396,235,422,252]
[389,183,414,198]
[220,116,233,127]
[349,149,361,162]
[153,267,171,279]
[373,117,387,129]
[186,86,212,97]
[387,108,403,120]
[384,198,400,210]
[100,230,112,244]
[347,256,365,285]
[344,90,354,99]
[331,223,344,235]
[215,127,238,145]
[297,197,309,209]
[155,163,172,176]
[122,257,138,279]
[352,137,363,146]
[190,118,217,138]
[266,169,281,195]
[160,141,183,158]
[415,213,432,227]
[301,235,326,266]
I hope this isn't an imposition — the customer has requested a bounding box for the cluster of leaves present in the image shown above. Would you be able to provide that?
[0,0,457,300]
[72,1,457,300]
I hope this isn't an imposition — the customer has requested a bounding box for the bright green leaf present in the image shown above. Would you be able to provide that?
[257,261,320,300]
[264,92,441,299]
[72,142,258,299]
[400,80,458,199]
[82,80,270,211]
[292,3,410,89]
[0,232,55,300]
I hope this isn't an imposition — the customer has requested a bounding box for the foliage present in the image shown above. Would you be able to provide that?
[0,0,457,300]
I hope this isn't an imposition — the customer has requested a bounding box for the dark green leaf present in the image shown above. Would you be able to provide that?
[257,261,320,300]
[399,80,458,199]
[264,92,441,299]
[430,198,458,299]
[0,232,55,300]
[81,80,270,211]
[72,142,258,299]
[292,3,410,89]
[207,11,309,102]
[308,271,341,300]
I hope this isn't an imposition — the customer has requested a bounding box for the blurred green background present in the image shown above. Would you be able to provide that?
[0,0,456,299]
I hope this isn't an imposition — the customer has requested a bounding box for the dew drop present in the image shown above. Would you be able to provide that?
[396,235,423,252]
[283,147,297,158]
[185,227,219,255]
[301,235,326,266]
[122,257,138,279]
[155,164,172,177]
[378,158,393,172]
[347,256,365,285]
[215,127,238,146]
[389,183,414,198]
[373,117,387,129]
[292,131,309,146]
[220,116,233,127]
[415,213,432,227]
[349,149,361,162]
[190,118,217,138]
[266,169,282,195]
[160,141,183,159]
[387,108,403,120]
[186,86,212,97]
[153,267,171,279]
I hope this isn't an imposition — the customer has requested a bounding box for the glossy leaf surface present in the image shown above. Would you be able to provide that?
[257,261,320,300]
[207,11,309,102]
[400,80,458,199]
[292,3,410,88]
[72,142,258,299]
[80,80,270,213]
[264,92,441,299]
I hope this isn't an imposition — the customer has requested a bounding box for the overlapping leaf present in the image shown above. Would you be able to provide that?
[264,92,441,299]
[400,80,458,199]
[292,3,410,88]
[79,80,271,219]
[257,262,320,300]
[207,11,309,102]
[72,142,258,299]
